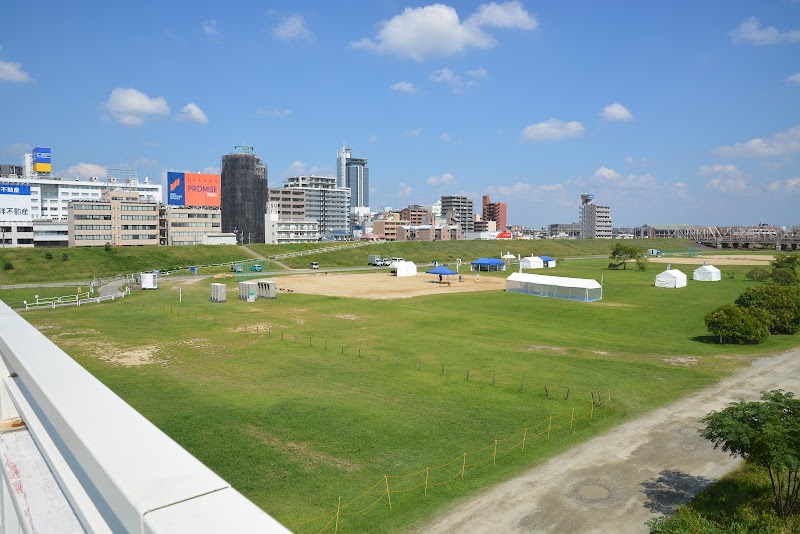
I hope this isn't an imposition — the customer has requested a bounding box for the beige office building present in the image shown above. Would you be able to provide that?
[160,206,222,246]
[69,191,158,247]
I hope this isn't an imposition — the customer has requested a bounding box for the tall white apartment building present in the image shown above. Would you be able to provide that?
[579,194,612,239]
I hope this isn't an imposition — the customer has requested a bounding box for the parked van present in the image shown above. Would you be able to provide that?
[309,262,319,269]
[390,257,404,263]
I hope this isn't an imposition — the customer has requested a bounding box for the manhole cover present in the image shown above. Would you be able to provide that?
[578,485,609,500]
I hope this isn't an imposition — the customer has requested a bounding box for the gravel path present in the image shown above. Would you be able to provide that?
[420,349,800,534]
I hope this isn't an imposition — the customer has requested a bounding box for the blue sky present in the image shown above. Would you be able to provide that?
[1,1,799,228]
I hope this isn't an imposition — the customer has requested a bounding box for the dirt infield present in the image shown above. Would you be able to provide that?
[649,254,773,265]
[268,272,506,299]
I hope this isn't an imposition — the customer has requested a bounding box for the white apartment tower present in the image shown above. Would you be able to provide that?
[579,194,612,238]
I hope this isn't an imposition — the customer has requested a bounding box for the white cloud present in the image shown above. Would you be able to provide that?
[595,166,622,180]
[787,72,800,84]
[202,20,219,36]
[698,164,739,176]
[712,125,800,157]
[406,128,422,138]
[4,143,32,157]
[521,118,585,141]
[466,66,487,78]
[762,181,782,192]
[398,183,413,197]
[787,178,800,191]
[351,1,537,61]
[284,160,308,176]
[706,177,748,192]
[105,87,169,126]
[440,132,451,143]
[177,103,209,124]
[427,173,456,186]
[431,67,462,93]
[488,182,563,197]
[64,163,107,180]
[257,108,292,117]
[0,60,33,83]
[272,15,313,41]
[592,166,657,188]
[624,155,648,168]
[600,102,634,122]
[731,17,800,45]
[391,81,417,93]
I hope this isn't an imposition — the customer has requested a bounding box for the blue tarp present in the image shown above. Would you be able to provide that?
[426,265,458,275]
[471,258,505,265]
[540,256,555,261]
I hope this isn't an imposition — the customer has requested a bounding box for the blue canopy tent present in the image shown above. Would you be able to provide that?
[540,255,556,267]
[426,265,458,283]
[470,258,507,272]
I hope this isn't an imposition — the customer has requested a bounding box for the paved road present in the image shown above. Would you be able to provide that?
[421,349,800,534]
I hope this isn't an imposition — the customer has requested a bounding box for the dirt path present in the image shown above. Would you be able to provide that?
[420,349,800,534]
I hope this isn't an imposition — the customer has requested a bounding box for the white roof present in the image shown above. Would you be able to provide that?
[390,260,416,267]
[658,269,686,277]
[693,264,720,273]
[507,272,601,289]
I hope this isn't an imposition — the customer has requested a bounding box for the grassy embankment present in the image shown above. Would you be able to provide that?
[22,252,800,533]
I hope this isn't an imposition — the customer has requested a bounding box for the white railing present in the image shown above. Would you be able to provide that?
[0,300,289,533]
[22,287,130,312]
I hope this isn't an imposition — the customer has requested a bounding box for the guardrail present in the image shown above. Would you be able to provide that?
[21,287,130,311]
[0,300,289,532]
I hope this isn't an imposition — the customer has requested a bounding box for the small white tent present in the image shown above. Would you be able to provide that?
[392,261,418,277]
[520,256,544,269]
[693,264,721,282]
[655,269,687,288]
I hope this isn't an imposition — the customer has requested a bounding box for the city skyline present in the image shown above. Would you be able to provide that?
[1,1,799,228]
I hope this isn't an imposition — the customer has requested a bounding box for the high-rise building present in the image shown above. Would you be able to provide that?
[579,194,612,238]
[336,146,369,213]
[221,146,267,244]
[281,175,350,234]
[482,195,507,231]
[441,195,474,232]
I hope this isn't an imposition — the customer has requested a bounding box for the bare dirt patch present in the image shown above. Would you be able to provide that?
[650,254,773,266]
[527,345,566,353]
[244,426,360,472]
[662,356,699,366]
[323,313,362,320]
[264,272,505,300]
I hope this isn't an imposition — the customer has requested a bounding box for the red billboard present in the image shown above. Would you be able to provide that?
[167,172,221,207]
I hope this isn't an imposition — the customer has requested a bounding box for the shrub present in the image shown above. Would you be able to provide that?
[3,261,12,271]
[104,242,112,252]
[770,267,798,286]
[705,304,769,344]
[745,267,770,282]
[635,257,649,271]
[61,252,69,261]
[44,251,53,260]
[735,284,800,335]
[608,262,621,270]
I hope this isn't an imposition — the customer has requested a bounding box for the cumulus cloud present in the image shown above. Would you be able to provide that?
[788,178,800,191]
[431,67,463,92]
[272,15,313,41]
[706,177,748,192]
[64,163,107,180]
[0,60,33,83]
[427,173,456,186]
[440,132,451,143]
[787,72,800,84]
[762,181,783,192]
[202,20,219,36]
[600,102,634,122]
[398,183,413,197]
[466,66,487,78]
[391,81,417,93]
[178,103,209,124]
[285,160,308,176]
[521,118,585,141]
[4,143,32,157]
[730,17,800,45]
[488,182,563,197]
[698,164,739,176]
[257,108,292,117]
[106,87,169,126]
[712,125,800,157]
[351,1,537,61]
[592,166,657,188]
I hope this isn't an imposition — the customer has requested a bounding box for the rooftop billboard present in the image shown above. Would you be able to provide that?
[167,172,221,207]
[0,184,32,222]
[32,146,52,173]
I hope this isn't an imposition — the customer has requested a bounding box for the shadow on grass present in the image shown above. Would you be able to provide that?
[641,469,714,515]
[690,335,721,345]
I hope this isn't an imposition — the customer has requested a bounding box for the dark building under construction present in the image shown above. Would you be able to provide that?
[221,146,267,244]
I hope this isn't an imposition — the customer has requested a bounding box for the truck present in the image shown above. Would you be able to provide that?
[231,263,243,273]
[368,255,383,266]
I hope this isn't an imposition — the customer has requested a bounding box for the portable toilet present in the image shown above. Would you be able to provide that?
[238,281,258,301]
[141,272,158,290]
[257,280,276,299]
[210,283,227,302]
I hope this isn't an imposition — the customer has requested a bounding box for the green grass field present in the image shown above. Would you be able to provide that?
[20,253,800,532]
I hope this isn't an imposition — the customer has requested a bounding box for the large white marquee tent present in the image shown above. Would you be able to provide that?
[391,261,418,277]
[506,272,603,302]
[520,256,544,269]
[655,268,687,288]
[692,264,721,282]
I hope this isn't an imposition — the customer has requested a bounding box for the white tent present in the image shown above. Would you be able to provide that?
[392,261,418,277]
[520,256,544,269]
[693,264,721,282]
[506,272,602,302]
[655,269,687,288]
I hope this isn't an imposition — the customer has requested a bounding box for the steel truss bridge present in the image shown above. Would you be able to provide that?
[644,225,800,249]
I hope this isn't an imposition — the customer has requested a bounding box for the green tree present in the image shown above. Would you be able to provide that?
[735,284,800,335]
[704,304,769,344]
[609,243,646,270]
[701,390,800,519]
[772,253,800,272]
[635,257,649,271]
[745,267,770,282]
[771,267,798,286]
